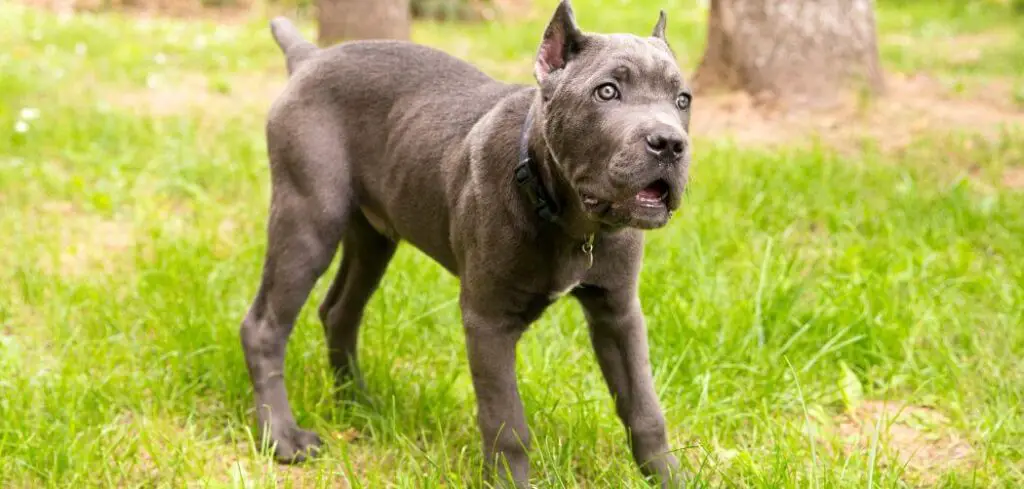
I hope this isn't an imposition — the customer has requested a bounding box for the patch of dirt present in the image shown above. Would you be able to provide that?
[883,30,1014,66]
[21,0,262,22]
[690,72,1024,151]
[105,73,285,118]
[485,0,535,20]
[222,450,348,489]
[35,201,137,277]
[833,400,976,485]
[107,412,355,488]
[1003,167,1024,189]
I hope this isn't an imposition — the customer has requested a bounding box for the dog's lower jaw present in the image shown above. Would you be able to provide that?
[630,213,671,230]
[597,205,672,230]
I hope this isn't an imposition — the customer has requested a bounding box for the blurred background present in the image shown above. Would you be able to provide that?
[1,0,1022,488]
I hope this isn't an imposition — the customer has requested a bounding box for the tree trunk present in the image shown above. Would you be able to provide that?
[693,0,885,109]
[317,0,410,46]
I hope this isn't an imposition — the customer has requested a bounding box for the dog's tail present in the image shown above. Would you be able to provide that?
[270,17,317,76]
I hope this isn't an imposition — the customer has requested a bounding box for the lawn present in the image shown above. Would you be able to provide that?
[1,0,1022,487]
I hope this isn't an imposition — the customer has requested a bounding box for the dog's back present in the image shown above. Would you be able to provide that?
[265,21,532,269]
[269,18,518,126]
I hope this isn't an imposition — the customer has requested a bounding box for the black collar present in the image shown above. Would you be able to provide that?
[514,108,561,223]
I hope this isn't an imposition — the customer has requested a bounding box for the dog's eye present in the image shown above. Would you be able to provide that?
[675,93,691,111]
[595,84,620,101]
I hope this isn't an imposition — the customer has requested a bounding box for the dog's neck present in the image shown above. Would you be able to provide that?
[517,101,603,242]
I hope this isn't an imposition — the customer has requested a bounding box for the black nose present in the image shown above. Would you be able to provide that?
[645,129,685,160]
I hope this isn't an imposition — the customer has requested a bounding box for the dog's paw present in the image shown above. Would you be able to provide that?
[640,454,689,488]
[269,425,323,464]
[656,471,689,489]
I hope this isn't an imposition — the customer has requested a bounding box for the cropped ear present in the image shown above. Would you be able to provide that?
[534,0,585,84]
[651,10,667,40]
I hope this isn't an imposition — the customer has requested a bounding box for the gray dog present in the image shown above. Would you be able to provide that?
[240,0,692,486]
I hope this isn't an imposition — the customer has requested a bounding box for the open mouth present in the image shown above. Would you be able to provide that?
[578,179,675,229]
[634,179,670,208]
[580,179,672,213]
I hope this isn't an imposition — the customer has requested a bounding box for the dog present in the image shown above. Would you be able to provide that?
[240,0,692,486]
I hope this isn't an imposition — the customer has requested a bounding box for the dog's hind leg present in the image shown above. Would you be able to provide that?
[318,211,397,394]
[240,113,351,463]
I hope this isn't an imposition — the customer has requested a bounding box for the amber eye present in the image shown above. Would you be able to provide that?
[595,84,620,101]
[676,93,691,111]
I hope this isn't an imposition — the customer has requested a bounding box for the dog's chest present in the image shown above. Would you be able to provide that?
[539,246,593,300]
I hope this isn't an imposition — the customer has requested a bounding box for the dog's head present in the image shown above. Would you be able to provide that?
[534,0,691,230]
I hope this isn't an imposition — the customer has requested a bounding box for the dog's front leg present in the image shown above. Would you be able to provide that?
[574,286,685,488]
[460,300,532,488]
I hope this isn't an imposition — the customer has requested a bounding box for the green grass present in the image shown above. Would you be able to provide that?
[2,0,1023,487]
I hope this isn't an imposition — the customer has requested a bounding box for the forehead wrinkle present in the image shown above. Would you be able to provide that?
[610,56,681,95]
[572,34,684,94]
[597,55,659,80]
[573,56,637,88]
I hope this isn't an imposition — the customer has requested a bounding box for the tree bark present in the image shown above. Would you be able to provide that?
[317,0,411,46]
[693,0,885,109]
